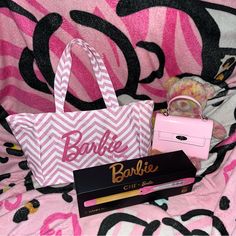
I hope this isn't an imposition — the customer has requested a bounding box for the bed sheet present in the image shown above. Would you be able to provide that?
[1,0,236,235]
[0,90,236,235]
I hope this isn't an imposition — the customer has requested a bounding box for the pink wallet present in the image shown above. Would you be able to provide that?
[152,95,213,160]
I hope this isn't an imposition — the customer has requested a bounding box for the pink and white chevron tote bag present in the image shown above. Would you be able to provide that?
[6,39,154,186]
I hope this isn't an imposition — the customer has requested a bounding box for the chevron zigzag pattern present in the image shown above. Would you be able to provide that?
[54,38,119,113]
[7,100,153,186]
[6,39,154,186]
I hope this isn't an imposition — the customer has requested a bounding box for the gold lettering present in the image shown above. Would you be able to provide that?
[123,185,129,190]
[148,163,159,173]
[110,163,124,183]
[142,180,154,187]
[136,160,143,175]
[123,183,138,190]
[109,160,159,183]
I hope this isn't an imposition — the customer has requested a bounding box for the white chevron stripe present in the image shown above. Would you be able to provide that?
[41,138,64,152]
[78,116,129,134]
[49,169,73,183]
[38,122,66,140]
[21,145,39,159]
[41,143,64,161]
[42,156,62,174]
[7,38,154,186]
[28,160,41,176]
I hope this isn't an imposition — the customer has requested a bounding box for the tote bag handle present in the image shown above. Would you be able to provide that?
[54,38,119,113]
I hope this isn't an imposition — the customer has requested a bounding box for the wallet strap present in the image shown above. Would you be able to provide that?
[167,95,204,118]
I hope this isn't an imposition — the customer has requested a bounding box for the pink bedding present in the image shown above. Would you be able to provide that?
[1,1,236,235]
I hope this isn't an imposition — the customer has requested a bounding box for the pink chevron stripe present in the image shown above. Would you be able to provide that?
[11,115,36,124]
[126,139,140,151]
[80,126,116,139]
[48,162,80,177]
[64,109,94,119]
[61,154,92,169]
[51,37,103,101]
[26,153,42,168]
[43,166,66,183]
[47,112,95,130]
[25,156,41,172]
[97,79,117,93]
[78,124,135,148]
[54,38,119,112]
[179,12,202,66]
[51,165,77,178]
[78,126,130,144]
[80,40,118,100]
[89,155,113,165]
[41,151,63,169]
[48,171,72,184]
[40,135,64,150]
[40,136,64,150]
[57,111,94,126]
[7,38,154,186]
[39,121,71,137]
[140,114,151,123]
[53,124,135,149]
[79,118,131,135]
[91,109,131,125]
[41,139,62,152]
[162,9,182,76]
[30,168,44,184]
[39,128,62,143]
[27,158,42,174]
[41,141,64,155]
[14,129,36,141]
[140,125,151,136]
[39,109,144,142]
[82,156,103,167]
[14,129,36,140]
[48,173,72,185]
[95,117,135,134]
[18,140,39,155]
[57,158,82,171]
[40,133,63,148]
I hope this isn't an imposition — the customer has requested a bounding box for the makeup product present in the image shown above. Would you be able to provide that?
[74,150,196,217]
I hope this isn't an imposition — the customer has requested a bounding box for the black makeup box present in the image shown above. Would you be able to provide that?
[73,150,196,217]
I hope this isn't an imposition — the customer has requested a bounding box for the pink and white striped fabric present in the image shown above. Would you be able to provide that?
[6,38,154,186]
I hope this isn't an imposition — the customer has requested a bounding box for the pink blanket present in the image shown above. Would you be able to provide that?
[1,0,236,235]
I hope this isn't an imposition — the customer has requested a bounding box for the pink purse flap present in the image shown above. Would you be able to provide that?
[154,113,214,141]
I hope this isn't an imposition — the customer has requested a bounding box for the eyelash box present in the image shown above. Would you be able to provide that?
[73,150,196,218]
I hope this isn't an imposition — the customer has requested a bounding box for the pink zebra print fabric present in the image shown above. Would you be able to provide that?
[1,1,236,235]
